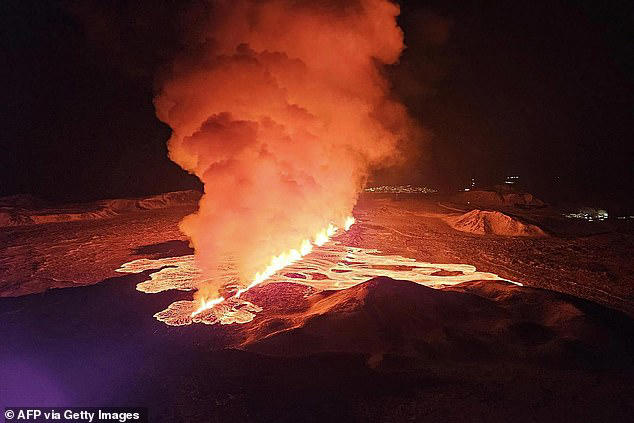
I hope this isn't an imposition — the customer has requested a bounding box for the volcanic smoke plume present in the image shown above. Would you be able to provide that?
[154,0,418,299]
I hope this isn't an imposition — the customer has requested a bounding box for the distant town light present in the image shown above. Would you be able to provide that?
[504,175,520,185]
[563,208,609,221]
[364,185,438,194]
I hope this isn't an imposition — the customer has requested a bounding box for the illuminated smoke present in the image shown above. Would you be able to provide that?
[154,0,419,300]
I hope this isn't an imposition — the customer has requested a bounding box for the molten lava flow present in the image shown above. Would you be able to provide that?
[191,216,356,317]
[191,296,225,317]
[116,230,521,327]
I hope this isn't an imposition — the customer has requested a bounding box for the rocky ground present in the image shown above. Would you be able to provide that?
[352,194,634,316]
[1,191,633,421]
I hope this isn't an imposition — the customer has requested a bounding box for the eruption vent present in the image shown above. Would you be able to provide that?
[154,0,418,302]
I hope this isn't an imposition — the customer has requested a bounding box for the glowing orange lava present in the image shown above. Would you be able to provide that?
[191,216,356,317]
[116,215,522,327]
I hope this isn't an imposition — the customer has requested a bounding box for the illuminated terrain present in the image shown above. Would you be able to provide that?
[116,240,518,326]
[2,191,634,421]
[1,191,632,315]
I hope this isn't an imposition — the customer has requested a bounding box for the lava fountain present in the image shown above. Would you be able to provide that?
[191,217,355,317]
[153,0,420,304]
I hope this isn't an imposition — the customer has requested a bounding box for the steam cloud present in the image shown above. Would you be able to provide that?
[154,0,419,298]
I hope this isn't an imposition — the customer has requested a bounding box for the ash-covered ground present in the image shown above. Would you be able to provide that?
[1,191,633,422]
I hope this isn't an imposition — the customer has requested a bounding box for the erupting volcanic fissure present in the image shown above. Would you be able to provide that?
[154,0,419,305]
[117,225,520,326]
[191,217,355,316]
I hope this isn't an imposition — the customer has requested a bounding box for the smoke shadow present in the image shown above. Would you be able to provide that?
[132,240,194,258]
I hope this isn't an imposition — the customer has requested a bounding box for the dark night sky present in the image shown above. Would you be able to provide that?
[1,0,632,207]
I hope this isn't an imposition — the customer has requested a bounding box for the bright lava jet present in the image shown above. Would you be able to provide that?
[191,217,356,317]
